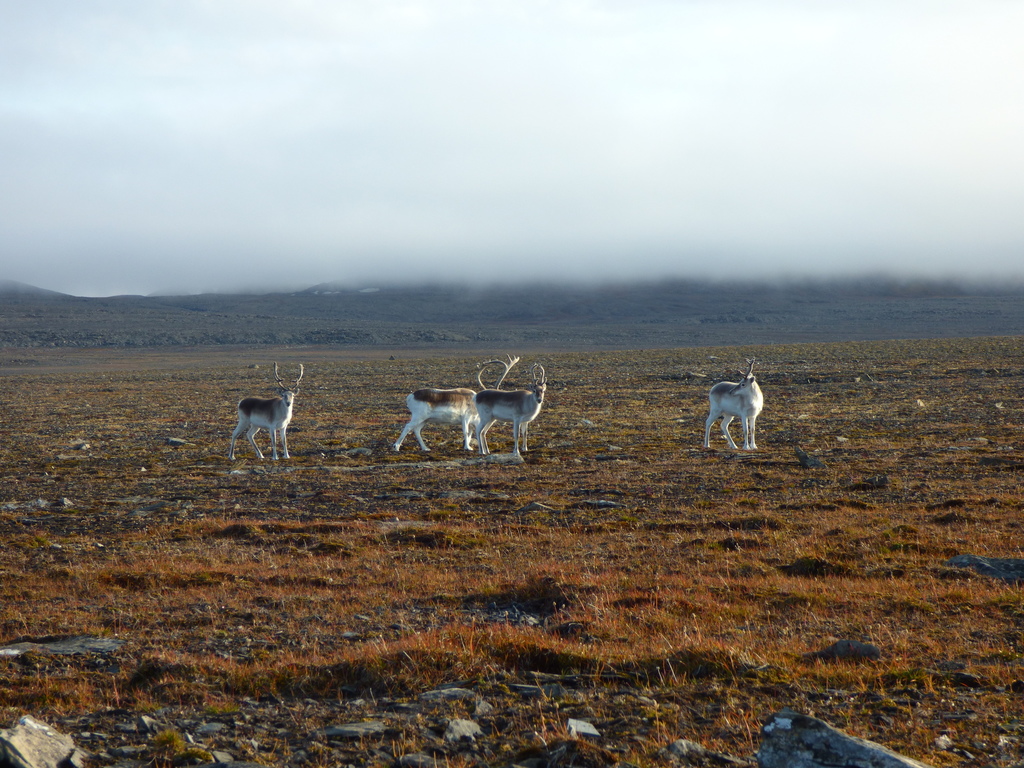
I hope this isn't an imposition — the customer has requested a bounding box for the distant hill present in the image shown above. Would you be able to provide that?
[0,279,70,298]
[2,278,1023,349]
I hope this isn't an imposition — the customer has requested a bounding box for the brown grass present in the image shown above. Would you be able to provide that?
[1,337,1023,765]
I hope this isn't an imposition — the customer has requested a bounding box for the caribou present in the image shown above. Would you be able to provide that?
[474,363,547,456]
[228,363,304,460]
[392,356,520,452]
[703,358,763,451]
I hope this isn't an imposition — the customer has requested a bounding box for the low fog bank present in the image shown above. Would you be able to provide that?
[5,273,1024,350]
[6,275,1024,300]
[281,275,1024,301]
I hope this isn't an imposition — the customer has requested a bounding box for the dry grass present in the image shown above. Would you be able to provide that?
[1,337,1023,766]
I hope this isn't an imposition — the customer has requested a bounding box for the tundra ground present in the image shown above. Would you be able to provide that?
[1,337,1022,767]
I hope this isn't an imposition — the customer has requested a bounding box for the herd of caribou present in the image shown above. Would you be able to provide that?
[228,357,764,460]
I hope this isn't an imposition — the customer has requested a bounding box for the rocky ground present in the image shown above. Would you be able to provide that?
[0,336,1023,767]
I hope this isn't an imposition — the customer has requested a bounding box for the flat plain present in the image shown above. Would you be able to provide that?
[1,336,1023,767]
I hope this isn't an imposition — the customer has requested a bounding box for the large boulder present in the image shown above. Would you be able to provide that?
[757,709,933,768]
[944,554,1024,584]
[0,716,80,768]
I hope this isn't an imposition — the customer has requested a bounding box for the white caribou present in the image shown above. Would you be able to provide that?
[703,358,763,451]
[474,363,547,456]
[229,363,304,460]
[392,356,520,452]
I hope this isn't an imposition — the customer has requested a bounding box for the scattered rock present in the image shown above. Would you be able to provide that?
[661,737,751,766]
[397,753,441,767]
[0,635,125,657]
[978,455,1024,469]
[376,490,428,500]
[932,734,974,759]
[0,715,80,768]
[944,554,1024,584]
[444,719,482,743]
[110,744,147,758]
[516,501,560,513]
[566,719,600,740]
[948,671,986,688]
[474,700,495,717]
[806,640,881,662]
[578,498,627,508]
[522,739,619,768]
[196,721,228,735]
[758,708,934,768]
[794,447,826,469]
[419,687,477,704]
[469,601,544,627]
[478,453,526,465]
[166,437,189,446]
[438,489,510,501]
[135,715,164,734]
[318,721,387,739]
[595,452,631,461]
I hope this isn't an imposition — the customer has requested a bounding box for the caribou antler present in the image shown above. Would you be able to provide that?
[476,355,521,390]
[274,362,304,392]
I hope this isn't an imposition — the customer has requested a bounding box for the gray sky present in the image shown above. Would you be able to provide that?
[2,2,1023,296]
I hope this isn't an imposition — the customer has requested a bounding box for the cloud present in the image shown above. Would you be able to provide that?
[1,1,1023,295]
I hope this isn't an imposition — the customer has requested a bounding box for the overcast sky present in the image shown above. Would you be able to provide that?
[2,2,1023,296]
